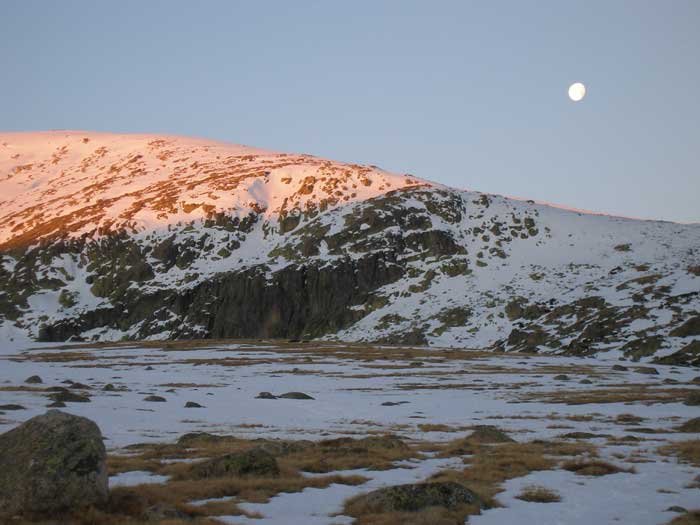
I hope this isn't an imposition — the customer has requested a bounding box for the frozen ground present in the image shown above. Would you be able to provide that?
[0,340,698,524]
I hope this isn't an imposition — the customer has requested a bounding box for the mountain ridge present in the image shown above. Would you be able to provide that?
[1,131,699,365]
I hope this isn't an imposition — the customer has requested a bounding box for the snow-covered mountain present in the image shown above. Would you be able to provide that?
[1,131,699,364]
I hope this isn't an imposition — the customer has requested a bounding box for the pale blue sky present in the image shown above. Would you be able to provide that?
[2,1,698,221]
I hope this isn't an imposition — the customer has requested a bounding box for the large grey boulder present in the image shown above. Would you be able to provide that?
[0,410,108,518]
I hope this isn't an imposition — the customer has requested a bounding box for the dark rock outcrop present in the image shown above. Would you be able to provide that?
[37,251,407,342]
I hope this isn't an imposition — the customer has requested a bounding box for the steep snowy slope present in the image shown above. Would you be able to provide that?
[1,131,699,364]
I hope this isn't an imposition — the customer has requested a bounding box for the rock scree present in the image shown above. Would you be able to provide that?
[0,410,108,518]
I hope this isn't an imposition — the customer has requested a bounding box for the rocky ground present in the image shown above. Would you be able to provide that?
[0,340,699,524]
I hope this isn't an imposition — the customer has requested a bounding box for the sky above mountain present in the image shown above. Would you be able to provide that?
[2,1,698,222]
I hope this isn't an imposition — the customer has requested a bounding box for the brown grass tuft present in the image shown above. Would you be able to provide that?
[670,510,700,525]
[659,440,700,466]
[340,504,480,525]
[515,485,561,503]
[562,459,634,476]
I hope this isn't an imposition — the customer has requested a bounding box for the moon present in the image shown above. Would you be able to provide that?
[568,82,586,102]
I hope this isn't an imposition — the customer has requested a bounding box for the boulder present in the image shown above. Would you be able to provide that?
[278,392,314,400]
[635,367,659,375]
[612,364,628,371]
[683,391,700,406]
[0,404,25,411]
[468,425,515,443]
[24,375,43,384]
[48,391,90,403]
[143,395,166,402]
[256,391,277,399]
[553,374,570,381]
[678,417,700,432]
[0,410,107,517]
[184,401,204,408]
[189,448,279,479]
[69,382,92,390]
[347,482,481,513]
[666,506,687,513]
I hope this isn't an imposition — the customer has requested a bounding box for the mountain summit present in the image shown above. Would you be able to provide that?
[1,131,698,364]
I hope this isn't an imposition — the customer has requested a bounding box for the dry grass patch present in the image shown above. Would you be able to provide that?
[36,339,537,368]
[113,433,416,481]
[341,503,481,525]
[432,439,593,505]
[21,351,99,363]
[659,440,700,466]
[562,459,635,476]
[96,447,368,525]
[669,510,700,524]
[615,413,646,425]
[107,454,164,476]
[515,485,561,503]
[9,509,223,525]
[520,386,698,405]
[118,471,367,509]
[157,383,225,388]
[417,424,466,433]
[283,435,417,473]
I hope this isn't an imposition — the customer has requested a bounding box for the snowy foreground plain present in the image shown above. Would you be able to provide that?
[1,340,699,524]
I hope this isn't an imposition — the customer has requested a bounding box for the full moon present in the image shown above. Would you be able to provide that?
[568,82,586,102]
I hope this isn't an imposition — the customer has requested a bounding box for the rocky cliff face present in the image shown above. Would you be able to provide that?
[1,131,699,364]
